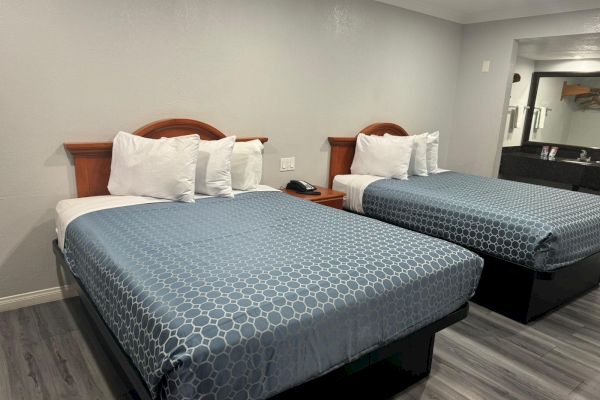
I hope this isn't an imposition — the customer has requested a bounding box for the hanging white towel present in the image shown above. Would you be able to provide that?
[538,107,547,129]
[533,108,540,129]
[507,108,515,132]
[515,105,524,128]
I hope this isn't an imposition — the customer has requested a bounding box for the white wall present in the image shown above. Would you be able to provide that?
[503,59,600,147]
[0,0,463,298]
[449,9,600,177]
[536,59,600,72]
[531,77,573,144]
[565,76,600,147]
[502,57,534,147]
[568,110,600,147]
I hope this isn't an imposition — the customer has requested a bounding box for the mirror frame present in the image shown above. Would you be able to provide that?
[522,71,600,149]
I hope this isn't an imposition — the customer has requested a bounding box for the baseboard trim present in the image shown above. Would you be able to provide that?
[0,285,78,313]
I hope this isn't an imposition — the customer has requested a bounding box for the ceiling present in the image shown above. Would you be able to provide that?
[518,34,600,60]
[376,0,600,24]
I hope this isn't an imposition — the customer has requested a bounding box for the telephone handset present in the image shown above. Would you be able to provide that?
[286,180,321,195]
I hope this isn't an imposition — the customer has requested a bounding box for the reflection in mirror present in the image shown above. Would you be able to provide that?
[528,74,600,148]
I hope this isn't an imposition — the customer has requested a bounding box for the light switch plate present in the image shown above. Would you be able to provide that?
[482,60,491,73]
[280,157,295,171]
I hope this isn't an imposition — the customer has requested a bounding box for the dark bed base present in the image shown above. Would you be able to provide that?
[471,251,600,323]
[273,302,468,399]
[53,240,153,400]
[53,239,468,400]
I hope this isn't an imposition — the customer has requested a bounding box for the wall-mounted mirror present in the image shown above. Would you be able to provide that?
[524,72,600,148]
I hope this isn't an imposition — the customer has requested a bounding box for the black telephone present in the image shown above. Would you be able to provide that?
[286,180,320,195]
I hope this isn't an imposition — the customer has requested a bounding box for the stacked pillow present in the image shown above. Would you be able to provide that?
[108,132,264,202]
[195,136,236,198]
[108,132,200,202]
[350,131,440,179]
[384,132,428,176]
[230,140,264,191]
[425,131,440,173]
[351,134,415,180]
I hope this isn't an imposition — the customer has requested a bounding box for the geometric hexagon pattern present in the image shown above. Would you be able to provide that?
[363,172,600,272]
[64,191,483,399]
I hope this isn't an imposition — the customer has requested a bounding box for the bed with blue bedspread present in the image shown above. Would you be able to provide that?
[362,172,600,272]
[62,190,482,400]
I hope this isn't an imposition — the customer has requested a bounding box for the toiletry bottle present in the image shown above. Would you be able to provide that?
[541,145,549,159]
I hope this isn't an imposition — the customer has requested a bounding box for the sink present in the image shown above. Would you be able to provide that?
[562,159,594,165]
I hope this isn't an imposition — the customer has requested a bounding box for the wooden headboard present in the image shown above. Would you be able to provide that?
[65,118,268,198]
[327,122,409,188]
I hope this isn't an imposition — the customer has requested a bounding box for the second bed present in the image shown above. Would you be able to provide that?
[329,123,600,323]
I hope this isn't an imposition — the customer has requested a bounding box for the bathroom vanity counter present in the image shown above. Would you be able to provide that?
[500,151,600,191]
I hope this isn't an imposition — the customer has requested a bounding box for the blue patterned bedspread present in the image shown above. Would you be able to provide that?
[362,172,600,271]
[63,191,482,400]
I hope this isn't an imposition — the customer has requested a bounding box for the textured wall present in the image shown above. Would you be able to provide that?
[450,9,600,177]
[502,57,535,147]
[536,59,600,72]
[532,77,574,144]
[0,0,463,298]
[504,58,600,147]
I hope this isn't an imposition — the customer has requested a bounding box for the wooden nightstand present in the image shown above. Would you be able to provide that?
[283,186,345,209]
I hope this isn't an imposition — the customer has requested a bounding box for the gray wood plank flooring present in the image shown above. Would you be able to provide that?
[1,288,600,399]
[0,298,131,399]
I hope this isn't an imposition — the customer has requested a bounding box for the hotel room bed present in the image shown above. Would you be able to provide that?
[334,172,600,272]
[54,119,483,400]
[328,122,600,323]
[57,190,482,400]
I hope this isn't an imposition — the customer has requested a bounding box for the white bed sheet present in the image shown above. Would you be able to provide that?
[332,170,451,214]
[332,175,384,214]
[56,185,279,251]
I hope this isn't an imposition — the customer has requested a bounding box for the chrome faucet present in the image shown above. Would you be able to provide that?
[579,150,592,162]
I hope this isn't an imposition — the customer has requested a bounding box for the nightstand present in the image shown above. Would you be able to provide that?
[283,186,345,209]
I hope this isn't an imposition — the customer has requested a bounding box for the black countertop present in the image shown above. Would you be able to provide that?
[500,152,600,190]
[503,152,600,167]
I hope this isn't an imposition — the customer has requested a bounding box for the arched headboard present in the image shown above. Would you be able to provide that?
[133,118,230,140]
[327,122,409,188]
[65,118,268,198]
[360,122,409,137]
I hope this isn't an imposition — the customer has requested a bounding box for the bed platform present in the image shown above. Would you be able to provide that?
[55,118,478,399]
[328,122,600,324]
[54,239,152,399]
[472,251,600,323]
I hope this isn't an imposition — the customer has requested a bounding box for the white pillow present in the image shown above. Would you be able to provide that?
[384,133,428,176]
[426,131,440,173]
[350,133,414,180]
[231,140,264,190]
[107,131,199,202]
[195,136,236,197]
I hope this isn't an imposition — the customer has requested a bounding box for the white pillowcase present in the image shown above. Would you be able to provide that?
[230,140,264,190]
[107,131,199,202]
[426,131,440,173]
[195,136,236,197]
[350,133,415,180]
[384,133,428,176]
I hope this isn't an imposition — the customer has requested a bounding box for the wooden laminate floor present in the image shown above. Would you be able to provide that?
[1,288,600,400]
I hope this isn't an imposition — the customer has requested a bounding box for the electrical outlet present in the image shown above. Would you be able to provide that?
[280,157,296,172]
